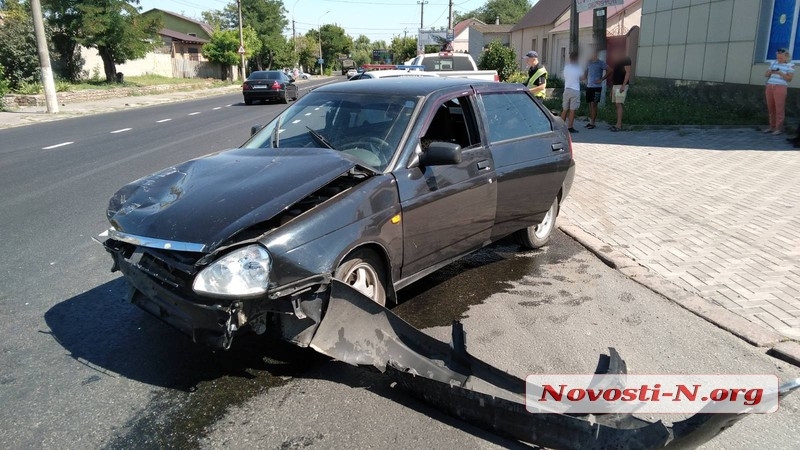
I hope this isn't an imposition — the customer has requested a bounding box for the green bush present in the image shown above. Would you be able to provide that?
[55,79,73,92]
[0,64,8,110]
[478,41,517,82]
[324,67,332,76]
[506,71,528,84]
[543,78,767,126]
[14,80,42,95]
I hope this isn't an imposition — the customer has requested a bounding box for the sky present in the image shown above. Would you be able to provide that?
[137,0,491,43]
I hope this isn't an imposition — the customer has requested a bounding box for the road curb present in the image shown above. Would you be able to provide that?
[558,219,795,363]
[768,341,800,366]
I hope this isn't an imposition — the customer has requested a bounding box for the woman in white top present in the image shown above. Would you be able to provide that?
[764,48,794,135]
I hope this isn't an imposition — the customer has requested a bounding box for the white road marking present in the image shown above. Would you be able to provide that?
[292,119,301,124]
[213,107,221,110]
[226,104,233,107]
[156,118,172,123]
[42,141,74,150]
[188,112,201,116]
[110,128,132,134]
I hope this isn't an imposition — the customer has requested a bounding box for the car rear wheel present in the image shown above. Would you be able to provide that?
[281,91,289,104]
[515,197,559,249]
[244,97,253,105]
[335,250,387,307]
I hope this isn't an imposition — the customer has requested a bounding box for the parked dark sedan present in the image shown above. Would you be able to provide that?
[242,70,298,105]
[101,78,575,348]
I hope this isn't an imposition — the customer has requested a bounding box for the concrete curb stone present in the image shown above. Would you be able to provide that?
[768,342,800,367]
[558,217,794,361]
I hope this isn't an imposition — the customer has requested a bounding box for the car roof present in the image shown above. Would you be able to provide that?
[362,70,439,79]
[315,77,500,96]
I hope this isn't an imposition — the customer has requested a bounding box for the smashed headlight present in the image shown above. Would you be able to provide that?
[193,245,271,297]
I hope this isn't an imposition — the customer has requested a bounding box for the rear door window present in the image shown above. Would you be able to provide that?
[480,92,552,143]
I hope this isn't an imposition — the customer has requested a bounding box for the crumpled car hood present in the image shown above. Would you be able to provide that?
[107,147,364,251]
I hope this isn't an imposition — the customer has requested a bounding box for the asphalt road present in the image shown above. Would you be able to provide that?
[0,78,798,449]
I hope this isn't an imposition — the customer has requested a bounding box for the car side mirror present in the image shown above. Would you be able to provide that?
[289,77,295,83]
[251,124,261,136]
[420,142,462,166]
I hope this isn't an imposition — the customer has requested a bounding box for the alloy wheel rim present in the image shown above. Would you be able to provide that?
[535,200,557,239]
[345,263,379,302]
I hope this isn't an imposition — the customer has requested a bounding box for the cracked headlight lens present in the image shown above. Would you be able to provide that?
[193,245,271,297]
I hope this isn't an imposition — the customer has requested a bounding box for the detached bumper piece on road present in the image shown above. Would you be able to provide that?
[311,282,800,450]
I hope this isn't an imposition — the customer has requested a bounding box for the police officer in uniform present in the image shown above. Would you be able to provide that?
[525,50,547,99]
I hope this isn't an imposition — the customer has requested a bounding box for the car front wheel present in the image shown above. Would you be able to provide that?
[515,197,559,249]
[334,250,387,307]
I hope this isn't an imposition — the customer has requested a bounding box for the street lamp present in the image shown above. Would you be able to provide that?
[318,10,330,75]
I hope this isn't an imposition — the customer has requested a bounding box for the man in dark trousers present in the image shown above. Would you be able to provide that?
[525,51,547,99]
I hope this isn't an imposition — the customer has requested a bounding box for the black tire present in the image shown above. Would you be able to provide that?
[334,249,387,307]
[515,197,559,250]
[281,91,288,104]
[244,97,253,105]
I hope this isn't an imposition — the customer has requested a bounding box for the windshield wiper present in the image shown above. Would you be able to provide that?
[272,116,281,148]
[306,126,337,150]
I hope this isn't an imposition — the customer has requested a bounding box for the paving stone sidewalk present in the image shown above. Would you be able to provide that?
[562,123,800,340]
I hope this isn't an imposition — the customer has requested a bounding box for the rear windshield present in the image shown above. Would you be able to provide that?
[420,56,474,71]
[248,72,282,80]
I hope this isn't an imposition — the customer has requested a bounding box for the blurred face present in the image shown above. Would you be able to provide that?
[527,56,539,67]
[777,50,789,63]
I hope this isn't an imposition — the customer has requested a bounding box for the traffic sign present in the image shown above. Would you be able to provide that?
[237,45,246,54]
[576,0,623,13]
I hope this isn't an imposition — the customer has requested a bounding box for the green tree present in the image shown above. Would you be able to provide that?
[295,34,317,72]
[0,1,43,88]
[202,1,288,70]
[43,0,84,81]
[351,34,371,66]
[455,0,530,25]
[76,1,162,82]
[478,40,516,81]
[0,64,10,109]
[390,36,417,63]
[306,24,351,73]
[202,26,262,77]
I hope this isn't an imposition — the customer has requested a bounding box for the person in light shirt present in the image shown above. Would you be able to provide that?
[764,48,794,135]
[560,51,583,133]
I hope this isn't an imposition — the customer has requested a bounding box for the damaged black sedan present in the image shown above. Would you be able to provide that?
[102,78,575,348]
[100,79,800,449]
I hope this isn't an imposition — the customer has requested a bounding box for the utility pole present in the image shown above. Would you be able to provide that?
[417,0,427,30]
[292,20,296,53]
[237,0,246,81]
[30,0,58,113]
[593,6,608,106]
[569,0,579,54]
[448,0,453,30]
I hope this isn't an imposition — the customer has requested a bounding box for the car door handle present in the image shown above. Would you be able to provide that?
[476,160,490,170]
[552,143,564,151]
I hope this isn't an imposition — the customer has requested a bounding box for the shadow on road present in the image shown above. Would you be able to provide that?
[43,277,322,391]
[42,236,575,447]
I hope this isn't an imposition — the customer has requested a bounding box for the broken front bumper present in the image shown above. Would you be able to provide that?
[105,238,328,349]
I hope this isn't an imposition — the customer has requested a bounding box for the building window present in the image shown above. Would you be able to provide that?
[766,0,799,60]
[531,38,537,52]
[542,38,548,63]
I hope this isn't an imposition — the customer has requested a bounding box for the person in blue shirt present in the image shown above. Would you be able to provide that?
[584,49,608,129]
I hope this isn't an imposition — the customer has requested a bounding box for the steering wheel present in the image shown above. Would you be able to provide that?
[341,136,391,167]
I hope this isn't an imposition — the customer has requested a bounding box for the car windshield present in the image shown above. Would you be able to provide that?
[244,92,419,171]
